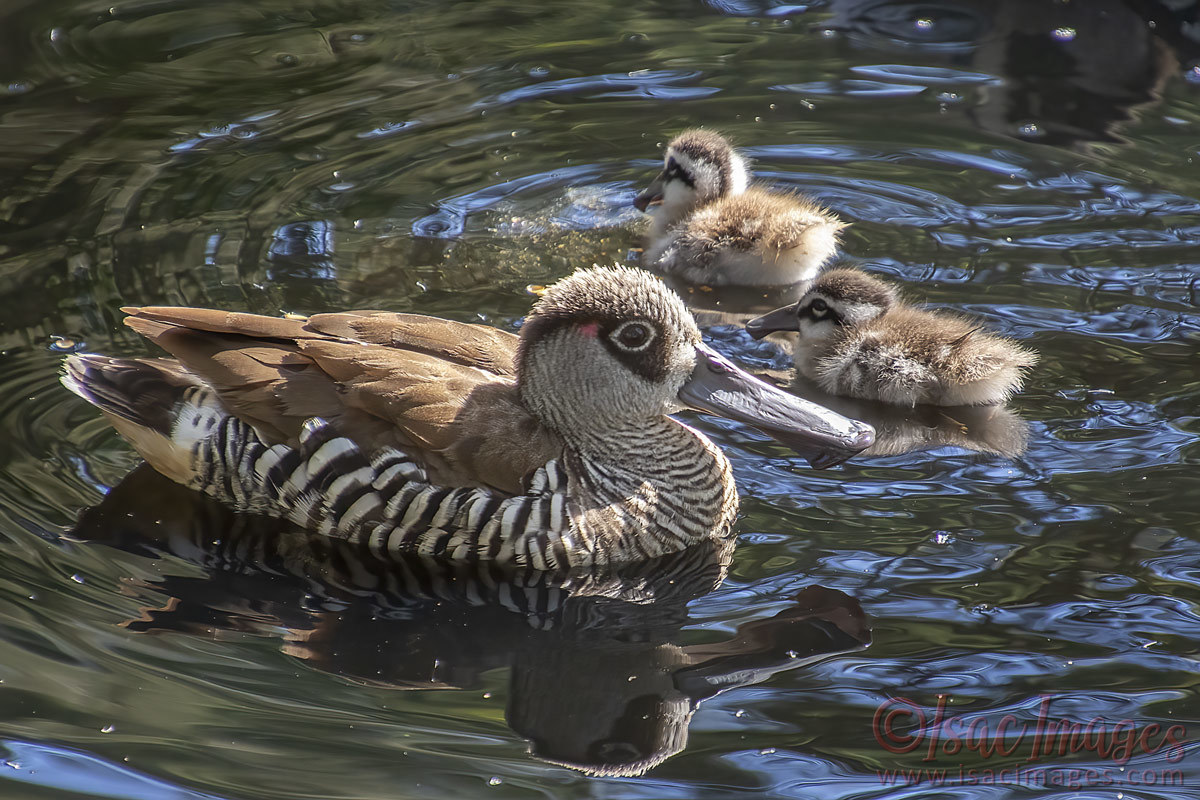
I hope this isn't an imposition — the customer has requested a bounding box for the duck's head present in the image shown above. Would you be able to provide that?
[517,265,873,467]
[633,130,750,221]
[746,268,897,342]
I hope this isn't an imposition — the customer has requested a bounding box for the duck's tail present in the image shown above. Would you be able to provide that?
[60,355,432,537]
[61,354,227,486]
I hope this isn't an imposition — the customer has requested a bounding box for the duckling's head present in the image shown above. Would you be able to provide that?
[517,265,873,463]
[745,269,897,342]
[634,130,750,223]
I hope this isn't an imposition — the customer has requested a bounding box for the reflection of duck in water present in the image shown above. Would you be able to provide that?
[634,130,846,286]
[747,268,1037,407]
[73,465,871,777]
[61,266,872,569]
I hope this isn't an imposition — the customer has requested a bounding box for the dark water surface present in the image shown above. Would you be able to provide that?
[2,0,1200,797]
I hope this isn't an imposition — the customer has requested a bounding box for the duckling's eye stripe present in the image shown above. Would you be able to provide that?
[665,158,694,187]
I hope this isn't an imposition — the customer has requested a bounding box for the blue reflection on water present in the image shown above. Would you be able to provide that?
[0,740,229,800]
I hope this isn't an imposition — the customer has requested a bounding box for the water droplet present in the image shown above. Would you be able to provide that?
[1185,63,1200,85]
[101,724,115,733]
[1052,26,1076,42]
[759,747,776,755]
[528,65,549,77]
[488,777,503,786]
[49,28,64,44]
[482,691,493,699]
[915,17,934,32]
[70,573,85,584]
[734,709,747,718]
[49,335,86,353]
[935,91,961,104]
[933,531,953,545]
[1017,122,1043,138]
[785,649,799,658]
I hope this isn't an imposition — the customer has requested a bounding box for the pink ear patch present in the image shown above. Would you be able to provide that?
[577,321,600,338]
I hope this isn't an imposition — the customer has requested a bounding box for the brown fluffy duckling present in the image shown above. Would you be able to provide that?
[634,129,845,287]
[746,268,1038,407]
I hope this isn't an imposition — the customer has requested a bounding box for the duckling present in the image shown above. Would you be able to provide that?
[62,265,873,569]
[745,268,1038,407]
[634,129,846,287]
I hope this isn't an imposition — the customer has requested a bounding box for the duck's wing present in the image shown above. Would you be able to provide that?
[122,307,559,493]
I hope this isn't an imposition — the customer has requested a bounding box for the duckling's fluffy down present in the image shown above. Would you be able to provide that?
[681,192,843,253]
[664,191,845,285]
[813,306,1039,407]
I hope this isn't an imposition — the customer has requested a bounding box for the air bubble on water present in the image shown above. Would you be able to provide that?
[760,747,776,755]
[49,335,86,353]
[1018,122,1043,138]
[1185,63,1200,85]
[1052,26,1076,42]
[488,777,503,786]
[70,573,85,584]
[101,724,115,733]
[915,18,934,32]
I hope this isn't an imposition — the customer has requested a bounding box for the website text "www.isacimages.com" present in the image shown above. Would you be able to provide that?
[872,694,1190,791]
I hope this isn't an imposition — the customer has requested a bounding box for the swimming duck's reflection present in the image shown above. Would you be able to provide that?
[72,466,870,777]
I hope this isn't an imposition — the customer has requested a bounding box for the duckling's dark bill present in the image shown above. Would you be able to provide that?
[679,343,874,468]
[633,174,665,212]
[744,304,799,339]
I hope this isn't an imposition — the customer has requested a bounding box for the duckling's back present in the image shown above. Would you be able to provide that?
[654,190,844,286]
[814,306,1038,406]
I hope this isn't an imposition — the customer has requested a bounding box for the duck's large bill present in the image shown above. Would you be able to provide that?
[679,343,874,469]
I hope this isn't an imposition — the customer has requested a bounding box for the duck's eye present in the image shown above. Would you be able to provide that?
[611,320,655,351]
[810,298,829,315]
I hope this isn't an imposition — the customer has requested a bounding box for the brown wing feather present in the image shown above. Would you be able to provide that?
[304,312,519,375]
[122,307,557,494]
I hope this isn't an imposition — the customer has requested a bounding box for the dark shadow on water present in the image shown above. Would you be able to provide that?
[70,465,871,778]
[821,0,1200,146]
